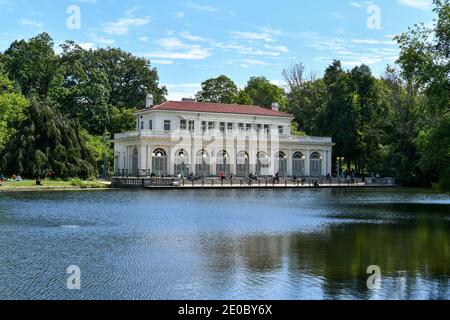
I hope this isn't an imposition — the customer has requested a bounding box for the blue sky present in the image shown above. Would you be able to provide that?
[0,0,435,100]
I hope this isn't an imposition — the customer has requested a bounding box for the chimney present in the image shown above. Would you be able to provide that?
[271,102,279,112]
[145,93,154,109]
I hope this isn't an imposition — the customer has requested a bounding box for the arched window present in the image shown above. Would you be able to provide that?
[195,150,210,177]
[310,152,323,177]
[256,152,270,176]
[275,152,287,177]
[132,148,138,176]
[174,149,189,177]
[216,150,230,177]
[293,152,305,177]
[152,149,167,177]
[236,151,249,177]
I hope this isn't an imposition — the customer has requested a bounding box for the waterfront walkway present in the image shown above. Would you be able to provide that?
[112,177,395,189]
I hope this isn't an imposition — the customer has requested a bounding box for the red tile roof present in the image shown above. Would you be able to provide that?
[137,101,292,117]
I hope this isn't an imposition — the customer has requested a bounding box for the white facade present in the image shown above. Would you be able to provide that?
[113,102,334,177]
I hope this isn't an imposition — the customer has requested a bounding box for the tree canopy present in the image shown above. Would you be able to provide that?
[0,33,167,178]
[195,75,239,104]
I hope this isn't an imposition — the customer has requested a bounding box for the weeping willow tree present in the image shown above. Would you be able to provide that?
[0,101,97,179]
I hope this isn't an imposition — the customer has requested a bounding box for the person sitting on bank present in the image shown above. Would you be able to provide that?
[15,175,22,182]
[220,171,226,181]
[0,173,5,181]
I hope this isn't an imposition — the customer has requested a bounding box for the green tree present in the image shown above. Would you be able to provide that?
[321,60,358,171]
[0,73,29,149]
[195,75,239,103]
[396,0,450,189]
[55,42,166,135]
[235,90,253,105]
[243,76,286,108]
[0,101,97,179]
[2,33,62,100]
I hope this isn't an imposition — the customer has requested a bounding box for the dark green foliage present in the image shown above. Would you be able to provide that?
[243,76,286,108]
[0,101,96,179]
[0,33,167,178]
[195,75,239,104]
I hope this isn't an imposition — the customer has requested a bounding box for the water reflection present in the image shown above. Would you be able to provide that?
[200,220,449,299]
[0,188,448,299]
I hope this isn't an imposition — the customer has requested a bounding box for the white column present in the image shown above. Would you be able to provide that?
[287,149,293,176]
[139,144,146,171]
[145,145,149,170]
[167,146,173,176]
[305,150,311,176]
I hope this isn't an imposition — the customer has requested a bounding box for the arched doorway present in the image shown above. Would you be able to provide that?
[310,152,322,177]
[275,152,287,177]
[256,152,270,176]
[195,150,210,177]
[152,149,167,177]
[174,149,189,177]
[236,151,249,177]
[131,148,138,176]
[216,150,230,177]
[293,152,305,177]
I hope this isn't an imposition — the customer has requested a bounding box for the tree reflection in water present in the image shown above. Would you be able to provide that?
[201,214,449,299]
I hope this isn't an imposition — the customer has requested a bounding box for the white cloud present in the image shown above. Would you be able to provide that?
[138,36,149,42]
[239,59,271,68]
[151,59,175,65]
[103,17,150,35]
[264,44,289,53]
[79,42,96,50]
[350,1,364,8]
[179,31,207,42]
[147,47,210,60]
[173,12,185,18]
[18,18,43,27]
[398,0,432,10]
[215,43,282,56]
[145,37,211,60]
[91,34,115,46]
[350,1,374,8]
[185,1,218,12]
[230,31,275,42]
[296,31,400,69]
[164,83,201,101]
[351,39,396,45]
[158,37,185,49]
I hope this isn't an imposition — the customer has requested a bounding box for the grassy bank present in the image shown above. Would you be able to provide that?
[0,179,110,192]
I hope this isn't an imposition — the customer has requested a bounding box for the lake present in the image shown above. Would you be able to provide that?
[0,188,448,300]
